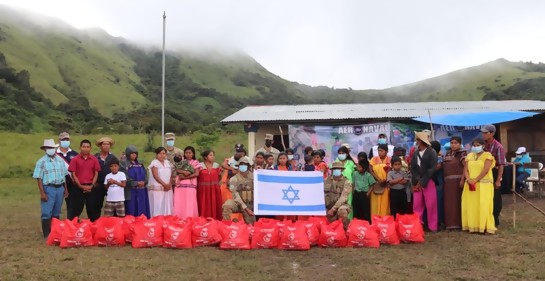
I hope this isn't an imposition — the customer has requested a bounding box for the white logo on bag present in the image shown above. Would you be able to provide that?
[288,233,295,241]
[229,230,237,239]
[263,233,272,242]
[327,236,335,245]
[171,231,180,240]
[148,227,155,238]
[105,227,114,242]
[75,227,84,238]
[200,228,208,238]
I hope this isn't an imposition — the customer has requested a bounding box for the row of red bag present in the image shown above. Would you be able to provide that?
[46,213,424,250]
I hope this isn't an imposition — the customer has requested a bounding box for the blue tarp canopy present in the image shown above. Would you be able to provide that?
[413,111,539,126]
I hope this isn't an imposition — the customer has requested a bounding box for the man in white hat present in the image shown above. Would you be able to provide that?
[32,139,69,238]
[94,137,118,220]
[164,132,183,166]
[255,133,280,161]
[56,132,78,219]
[512,146,531,192]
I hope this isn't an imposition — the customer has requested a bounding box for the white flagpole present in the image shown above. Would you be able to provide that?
[161,11,166,146]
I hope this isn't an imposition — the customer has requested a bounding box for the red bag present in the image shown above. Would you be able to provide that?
[318,219,347,248]
[251,219,280,249]
[131,216,164,248]
[346,218,380,248]
[163,218,193,249]
[279,221,310,250]
[372,215,400,245]
[307,216,329,227]
[122,215,137,243]
[94,217,125,246]
[60,219,95,248]
[219,221,250,250]
[191,217,222,247]
[302,220,320,246]
[248,224,254,240]
[47,217,76,246]
[396,214,425,243]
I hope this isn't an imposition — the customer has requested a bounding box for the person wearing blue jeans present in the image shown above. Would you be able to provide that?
[513,147,531,192]
[33,139,69,238]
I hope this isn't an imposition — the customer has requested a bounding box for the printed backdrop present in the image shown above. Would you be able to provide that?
[289,122,483,164]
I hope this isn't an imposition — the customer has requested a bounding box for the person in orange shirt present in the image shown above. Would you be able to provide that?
[312,150,329,179]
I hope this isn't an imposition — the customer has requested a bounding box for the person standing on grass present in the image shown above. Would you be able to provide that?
[55,132,78,220]
[370,144,392,216]
[462,138,496,234]
[33,139,69,238]
[481,124,506,227]
[351,160,375,223]
[164,132,183,166]
[387,156,410,219]
[442,136,467,231]
[120,145,150,218]
[103,158,127,217]
[148,147,174,217]
[95,137,118,220]
[68,140,101,221]
[173,146,201,219]
[198,149,223,220]
[430,140,445,229]
[410,131,439,232]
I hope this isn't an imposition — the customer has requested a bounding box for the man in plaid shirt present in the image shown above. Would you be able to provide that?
[481,124,506,227]
[33,139,69,238]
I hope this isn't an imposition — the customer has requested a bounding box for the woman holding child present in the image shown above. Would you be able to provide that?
[173,146,201,219]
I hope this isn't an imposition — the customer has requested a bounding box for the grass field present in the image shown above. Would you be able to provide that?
[0,132,246,178]
[1,177,545,280]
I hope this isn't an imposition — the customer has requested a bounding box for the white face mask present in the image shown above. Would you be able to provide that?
[287,155,294,160]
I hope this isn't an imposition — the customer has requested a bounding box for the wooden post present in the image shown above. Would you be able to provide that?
[512,163,516,229]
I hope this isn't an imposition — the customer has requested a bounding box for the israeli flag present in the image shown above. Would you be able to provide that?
[254,169,326,215]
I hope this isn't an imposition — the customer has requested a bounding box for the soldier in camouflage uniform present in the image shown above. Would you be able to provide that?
[324,161,352,228]
[222,157,256,224]
[164,132,183,166]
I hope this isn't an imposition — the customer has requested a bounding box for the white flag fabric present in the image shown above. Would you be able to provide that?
[254,169,326,215]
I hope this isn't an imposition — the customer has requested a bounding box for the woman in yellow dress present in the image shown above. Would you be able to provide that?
[370,144,391,216]
[462,138,496,234]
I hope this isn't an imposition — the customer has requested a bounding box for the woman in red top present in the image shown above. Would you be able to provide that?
[197,150,223,220]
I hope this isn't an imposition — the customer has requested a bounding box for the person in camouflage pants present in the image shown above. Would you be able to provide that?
[324,161,352,228]
[222,157,256,224]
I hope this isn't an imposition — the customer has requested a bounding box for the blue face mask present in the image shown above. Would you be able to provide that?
[337,154,347,161]
[238,165,248,173]
[471,146,483,154]
[166,140,174,147]
[378,138,387,145]
[60,140,70,148]
[46,148,56,156]
[332,169,342,177]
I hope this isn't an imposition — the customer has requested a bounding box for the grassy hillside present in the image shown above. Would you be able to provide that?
[0,5,544,135]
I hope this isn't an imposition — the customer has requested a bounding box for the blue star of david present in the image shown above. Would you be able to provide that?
[282,185,300,204]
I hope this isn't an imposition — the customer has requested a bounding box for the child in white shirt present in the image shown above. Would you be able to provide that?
[104,159,127,217]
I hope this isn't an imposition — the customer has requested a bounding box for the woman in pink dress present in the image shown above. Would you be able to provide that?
[197,150,223,220]
[173,146,200,219]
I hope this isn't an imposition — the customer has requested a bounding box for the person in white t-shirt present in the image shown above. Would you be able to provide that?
[103,159,127,217]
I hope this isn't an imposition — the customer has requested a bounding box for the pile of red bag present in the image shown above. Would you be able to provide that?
[45,214,424,249]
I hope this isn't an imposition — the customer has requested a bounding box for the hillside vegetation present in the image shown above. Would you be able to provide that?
[0,6,544,134]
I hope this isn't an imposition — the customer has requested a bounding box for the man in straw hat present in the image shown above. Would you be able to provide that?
[94,137,118,220]
[32,139,69,238]
[410,131,439,232]
[324,161,353,228]
[256,133,280,161]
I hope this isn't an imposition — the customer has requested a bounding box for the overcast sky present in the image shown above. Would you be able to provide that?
[1,0,544,89]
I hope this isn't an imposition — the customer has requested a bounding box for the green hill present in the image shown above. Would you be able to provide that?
[0,6,544,134]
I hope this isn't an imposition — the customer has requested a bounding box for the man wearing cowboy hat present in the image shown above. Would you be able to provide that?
[410,131,439,232]
[164,132,183,166]
[222,156,256,224]
[32,139,69,238]
[324,161,352,228]
[256,133,280,161]
[56,132,79,219]
[95,137,118,220]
